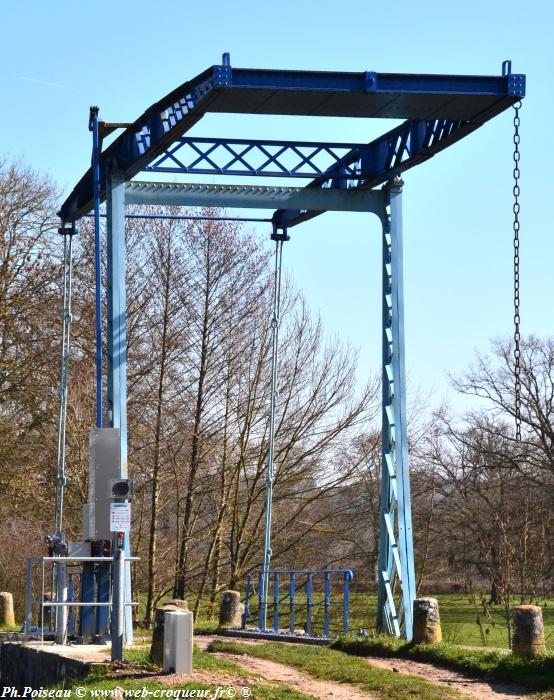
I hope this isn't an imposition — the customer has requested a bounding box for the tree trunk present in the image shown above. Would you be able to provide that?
[174,245,211,598]
[145,239,172,623]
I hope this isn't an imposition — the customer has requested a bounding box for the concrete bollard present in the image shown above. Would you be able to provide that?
[219,590,244,628]
[512,605,546,658]
[0,592,15,627]
[150,600,190,665]
[163,611,193,674]
[412,597,442,644]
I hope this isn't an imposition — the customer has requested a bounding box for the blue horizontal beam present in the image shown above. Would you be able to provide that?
[59,56,525,223]
[85,213,273,223]
[123,182,388,221]
[229,67,524,98]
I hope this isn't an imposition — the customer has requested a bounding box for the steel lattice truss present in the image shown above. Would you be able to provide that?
[141,117,472,188]
[144,137,363,179]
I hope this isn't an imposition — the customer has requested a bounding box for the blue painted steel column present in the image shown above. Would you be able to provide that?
[106,171,133,645]
[289,572,296,634]
[390,182,416,640]
[79,564,95,640]
[96,555,111,639]
[90,108,103,428]
[376,180,416,640]
[377,203,399,636]
[343,570,353,634]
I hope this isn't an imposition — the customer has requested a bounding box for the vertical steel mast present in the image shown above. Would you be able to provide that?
[54,224,75,540]
[89,106,103,428]
[377,180,416,639]
[261,227,289,630]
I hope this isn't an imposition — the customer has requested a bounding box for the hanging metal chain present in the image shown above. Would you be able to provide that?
[512,100,522,442]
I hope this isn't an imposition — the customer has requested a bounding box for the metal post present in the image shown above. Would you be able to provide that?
[389,181,416,640]
[90,107,103,429]
[273,572,279,632]
[24,558,34,633]
[41,559,45,646]
[106,171,133,644]
[377,208,398,636]
[343,571,352,634]
[111,550,125,661]
[306,573,313,636]
[54,226,74,539]
[289,572,295,634]
[376,180,416,640]
[323,573,331,637]
[262,229,288,628]
[54,561,68,644]
[258,572,265,631]
[242,575,252,629]
[68,574,75,637]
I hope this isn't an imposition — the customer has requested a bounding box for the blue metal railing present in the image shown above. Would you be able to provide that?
[242,568,353,637]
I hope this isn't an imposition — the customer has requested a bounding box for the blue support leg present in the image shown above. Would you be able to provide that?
[377,200,399,636]
[376,180,416,640]
[90,107,103,429]
[96,559,111,640]
[389,181,416,640]
[79,563,95,641]
[106,171,133,645]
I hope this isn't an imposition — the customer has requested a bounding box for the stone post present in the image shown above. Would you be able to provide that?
[219,590,243,628]
[412,597,442,644]
[150,600,189,665]
[512,605,546,657]
[0,592,15,627]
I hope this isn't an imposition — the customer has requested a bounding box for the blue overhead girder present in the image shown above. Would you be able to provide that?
[58,59,524,222]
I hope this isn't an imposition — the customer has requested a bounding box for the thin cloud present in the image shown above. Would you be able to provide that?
[17,75,80,92]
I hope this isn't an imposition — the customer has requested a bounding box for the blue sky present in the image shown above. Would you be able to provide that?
[1,0,552,411]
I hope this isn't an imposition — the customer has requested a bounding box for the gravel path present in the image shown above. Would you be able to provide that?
[195,635,535,700]
[218,651,373,699]
[364,656,532,700]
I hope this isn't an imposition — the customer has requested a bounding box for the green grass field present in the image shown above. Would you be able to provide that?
[185,591,554,650]
[348,593,554,650]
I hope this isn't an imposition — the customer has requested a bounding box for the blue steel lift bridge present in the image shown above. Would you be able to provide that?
[58,54,525,641]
